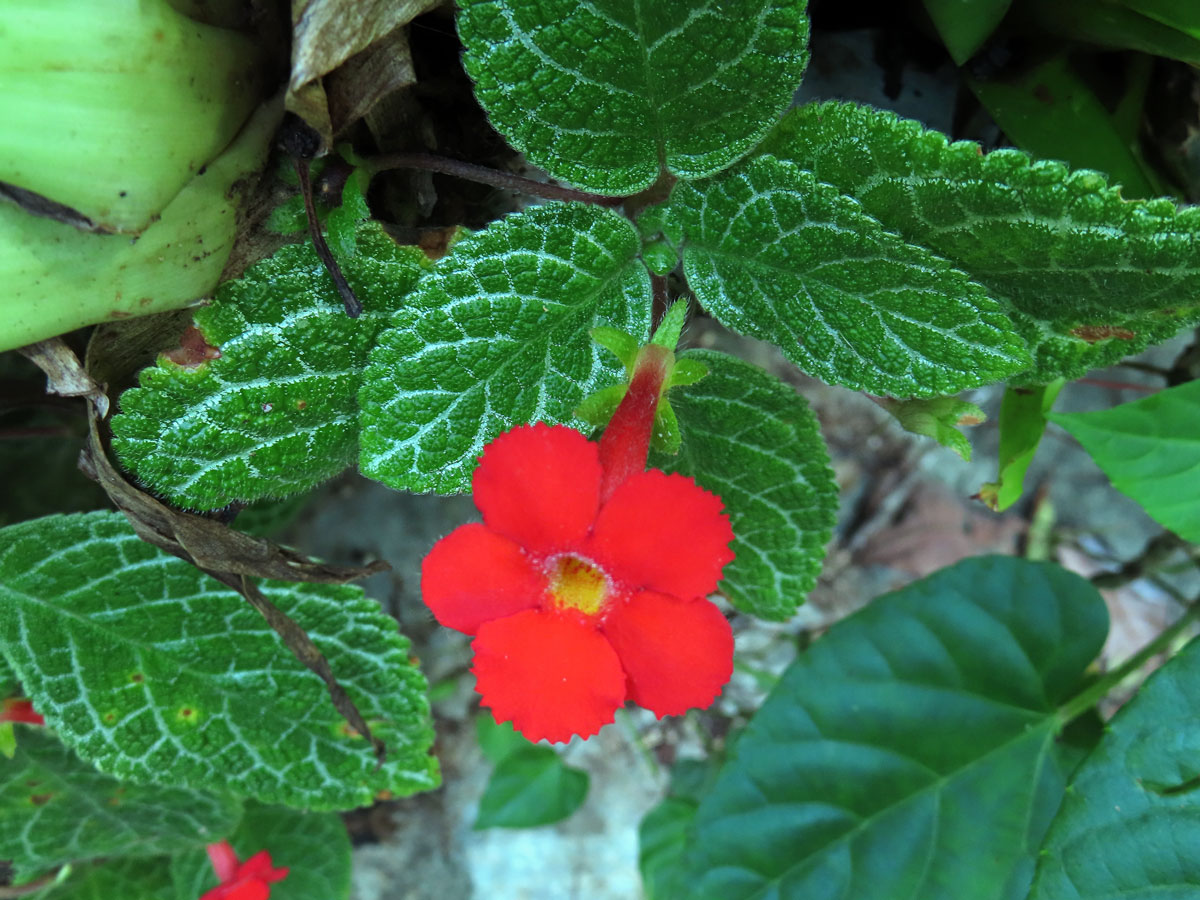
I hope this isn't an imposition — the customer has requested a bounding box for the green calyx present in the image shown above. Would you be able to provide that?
[577,302,708,455]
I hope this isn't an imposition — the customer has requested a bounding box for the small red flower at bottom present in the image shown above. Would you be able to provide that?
[422,423,736,743]
[0,699,44,726]
[200,840,288,900]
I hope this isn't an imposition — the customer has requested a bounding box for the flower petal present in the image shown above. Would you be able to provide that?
[586,470,735,598]
[602,591,733,717]
[473,423,602,554]
[472,609,625,743]
[422,524,544,635]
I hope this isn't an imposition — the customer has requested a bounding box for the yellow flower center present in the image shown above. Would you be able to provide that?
[546,555,609,616]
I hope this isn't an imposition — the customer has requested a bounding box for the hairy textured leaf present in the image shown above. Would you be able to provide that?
[0,512,438,810]
[979,380,1065,512]
[456,0,809,194]
[475,745,589,829]
[171,802,351,900]
[761,101,1200,382]
[673,155,1030,397]
[360,202,652,494]
[0,728,238,876]
[41,857,175,900]
[673,557,1108,900]
[1031,635,1200,898]
[1050,380,1200,542]
[111,223,430,510]
[877,395,986,460]
[653,350,837,620]
[0,652,15,697]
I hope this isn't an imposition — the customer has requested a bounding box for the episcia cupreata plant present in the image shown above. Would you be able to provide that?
[4,0,1200,898]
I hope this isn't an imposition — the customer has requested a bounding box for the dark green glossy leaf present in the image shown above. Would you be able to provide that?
[676,557,1108,900]
[360,202,652,494]
[654,350,837,620]
[673,155,1030,397]
[923,0,1012,64]
[1050,379,1200,542]
[1030,634,1200,898]
[474,745,589,829]
[40,856,176,900]
[456,0,809,194]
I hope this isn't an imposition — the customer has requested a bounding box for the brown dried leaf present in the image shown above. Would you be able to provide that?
[288,0,439,146]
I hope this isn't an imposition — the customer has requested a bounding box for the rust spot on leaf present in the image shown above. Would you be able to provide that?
[958,415,984,426]
[29,793,53,806]
[296,399,308,411]
[1069,325,1137,343]
[163,324,222,368]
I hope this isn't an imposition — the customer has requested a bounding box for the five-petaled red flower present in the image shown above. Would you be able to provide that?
[422,422,736,743]
[199,840,288,900]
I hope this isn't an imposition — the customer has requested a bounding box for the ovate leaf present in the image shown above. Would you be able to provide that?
[653,350,837,620]
[877,395,986,460]
[673,155,1030,397]
[677,557,1108,900]
[360,202,652,494]
[979,380,1065,512]
[0,728,239,877]
[474,745,589,829]
[456,0,810,194]
[170,802,351,900]
[0,512,438,810]
[112,223,430,510]
[1030,634,1200,898]
[760,101,1200,383]
[1050,379,1200,542]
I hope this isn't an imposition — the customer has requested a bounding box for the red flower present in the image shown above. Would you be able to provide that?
[422,422,736,743]
[200,840,288,900]
[0,699,44,726]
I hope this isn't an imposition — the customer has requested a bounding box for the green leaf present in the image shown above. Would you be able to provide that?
[170,802,351,900]
[673,155,1031,397]
[639,797,697,900]
[0,652,15,697]
[41,857,175,900]
[922,0,1012,64]
[1021,0,1200,65]
[676,557,1109,900]
[360,202,652,494]
[0,512,438,810]
[456,0,810,194]
[876,395,986,460]
[653,350,837,620]
[760,101,1200,383]
[965,53,1168,198]
[475,714,531,764]
[111,223,430,510]
[1030,634,1200,898]
[474,745,589,829]
[979,380,1065,511]
[1049,379,1200,542]
[0,728,239,877]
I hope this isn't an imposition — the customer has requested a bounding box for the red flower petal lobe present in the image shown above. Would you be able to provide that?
[422,524,544,635]
[586,470,735,599]
[472,609,626,743]
[472,423,602,554]
[238,851,288,883]
[602,591,733,717]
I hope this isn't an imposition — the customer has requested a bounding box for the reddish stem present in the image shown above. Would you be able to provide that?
[597,344,670,501]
